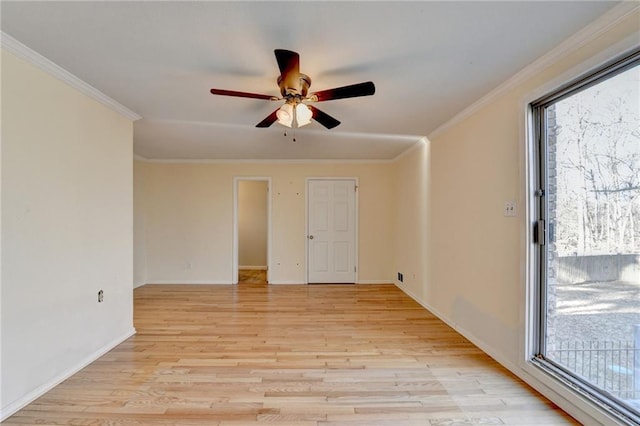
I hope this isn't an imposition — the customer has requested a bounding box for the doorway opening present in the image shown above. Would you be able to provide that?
[233,177,271,285]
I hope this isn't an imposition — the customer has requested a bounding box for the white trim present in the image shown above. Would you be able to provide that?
[233,177,272,285]
[147,280,233,285]
[1,32,141,122]
[268,281,303,285]
[525,33,640,109]
[239,266,268,271]
[135,118,422,143]
[428,2,640,140]
[519,365,630,425]
[0,328,135,422]
[305,177,359,285]
[131,154,398,165]
[357,280,392,285]
[133,280,147,289]
[392,281,615,425]
[394,282,512,366]
[391,137,428,162]
[304,179,310,285]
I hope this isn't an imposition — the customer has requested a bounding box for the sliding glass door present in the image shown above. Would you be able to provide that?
[532,50,640,423]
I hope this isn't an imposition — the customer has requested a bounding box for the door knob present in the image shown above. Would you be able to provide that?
[308,235,314,239]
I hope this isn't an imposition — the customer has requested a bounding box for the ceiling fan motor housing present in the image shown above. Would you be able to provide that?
[278,73,311,98]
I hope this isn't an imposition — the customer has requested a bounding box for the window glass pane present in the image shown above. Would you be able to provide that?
[544,62,640,414]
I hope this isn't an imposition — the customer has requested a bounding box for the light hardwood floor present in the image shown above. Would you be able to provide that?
[238,269,267,284]
[4,284,578,425]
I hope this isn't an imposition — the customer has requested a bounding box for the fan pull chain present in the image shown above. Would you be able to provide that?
[283,130,297,142]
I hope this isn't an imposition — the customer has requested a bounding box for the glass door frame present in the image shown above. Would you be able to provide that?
[529,48,640,424]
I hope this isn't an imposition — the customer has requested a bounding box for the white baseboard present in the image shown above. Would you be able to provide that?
[392,282,612,426]
[357,280,392,285]
[0,327,136,422]
[148,280,233,285]
[239,266,268,270]
[133,280,146,288]
[395,281,517,369]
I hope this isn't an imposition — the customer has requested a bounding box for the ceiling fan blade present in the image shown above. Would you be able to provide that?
[256,109,280,128]
[274,49,300,77]
[310,81,375,102]
[274,49,301,91]
[210,88,275,100]
[308,105,340,129]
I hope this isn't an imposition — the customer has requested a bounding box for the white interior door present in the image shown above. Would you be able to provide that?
[307,179,356,283]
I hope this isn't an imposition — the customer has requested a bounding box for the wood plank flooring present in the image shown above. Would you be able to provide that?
[4,284,578,425]
[238,269,267,284]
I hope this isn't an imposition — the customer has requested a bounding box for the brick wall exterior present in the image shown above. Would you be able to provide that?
[546,104,558,351]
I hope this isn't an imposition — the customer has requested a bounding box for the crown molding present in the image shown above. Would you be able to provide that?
[428,2,640,140]
[391,137,427,162]
[133,136,428,164]
[133,154,396,165]
[1,32,142,121]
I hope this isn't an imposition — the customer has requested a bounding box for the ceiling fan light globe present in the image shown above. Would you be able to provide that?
[276,104,293,127]
[296,104,313,127]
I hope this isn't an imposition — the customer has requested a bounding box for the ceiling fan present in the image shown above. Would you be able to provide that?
[210,49,375,130]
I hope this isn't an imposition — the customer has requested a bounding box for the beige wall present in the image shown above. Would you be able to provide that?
[238,180,268,268]
[392,141,430,301]
[133,160,148,287]
[1,49,134,416]
[136,161,395,284]
[390,8,639,424]
[429,94,522,350]
[426,9,640,361]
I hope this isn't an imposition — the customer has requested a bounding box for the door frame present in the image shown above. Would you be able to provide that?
[526,49,640,424]
[233,177,272,285]
[305,177,359,284]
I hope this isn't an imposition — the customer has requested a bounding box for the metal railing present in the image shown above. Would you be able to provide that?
[548,340,640,400]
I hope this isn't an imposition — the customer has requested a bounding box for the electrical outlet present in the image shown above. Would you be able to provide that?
[504,201,517,217]
[397,272,403,282]
[98,290,104,303]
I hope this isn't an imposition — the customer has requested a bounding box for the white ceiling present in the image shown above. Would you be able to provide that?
[1,1,619,160]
